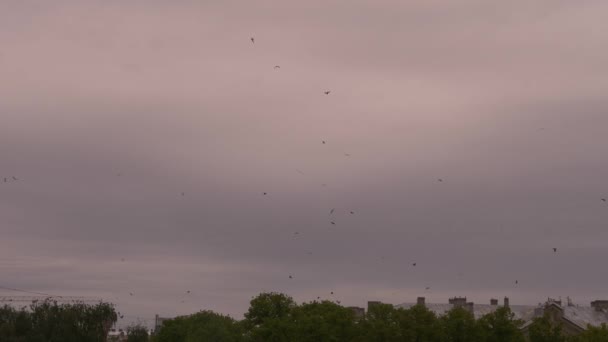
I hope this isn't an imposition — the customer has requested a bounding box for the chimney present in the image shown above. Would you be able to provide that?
[367,301,381,311]
[504,297,510,308]
[417,297,425,306]
[591,300,608,312]
[490,299,498,306]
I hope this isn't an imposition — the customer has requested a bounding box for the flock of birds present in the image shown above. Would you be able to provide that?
[3,35,608,317]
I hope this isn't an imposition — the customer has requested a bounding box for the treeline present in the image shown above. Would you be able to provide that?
[0,299,118,342]
[154,292,608,342]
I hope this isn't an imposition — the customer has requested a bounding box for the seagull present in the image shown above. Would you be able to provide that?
[289,275,293,279]
[602,198,606,202]
[330,221,336,225]
[553,248,557,253]
[324,90,331,95]
[263,192,267,195]
[250,37,254,44]
[274,65,280,69]
[412,263,417,267]
[350,211,354,214]
[330,208,335,215]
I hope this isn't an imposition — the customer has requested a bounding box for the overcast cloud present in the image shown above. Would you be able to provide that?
[1,0,608,327]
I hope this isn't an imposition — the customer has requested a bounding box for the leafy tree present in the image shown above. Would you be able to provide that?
[356,303,401,342]
[477,307,524,342]
[576,323,608,342]
[244,292,296,327]
[527,313,568,342]
[154,310,243,342]
[127,324,149,342]
[395,304,442,342]
[439,307,480,342]
[289,300,359,342]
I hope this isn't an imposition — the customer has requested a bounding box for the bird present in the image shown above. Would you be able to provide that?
[330,291,334,295]
[553,248,557,253]
[250,37,254,44]
[337,300,341,304]
[602,198,606,202]
[289,275,293,279]
[425,287,430,290]
[330,221,336,225]
[129,292,134,296]
[181,192,185,196]
[263,192,267,195]
[186,290,191,294]
[515,280,518,285]
[324,90,331,95]
[322,140,326,144]
[11,176,17,181]
[3,178,6,182]
[438,178,443,182]
[294,232,299,235]
[121,258,125,262]
[317,296,321,299]
[350,211,354,214]
[344,153,351,157]
[330,208,335,215]
[274,65,280,69]
[412,263,417,267]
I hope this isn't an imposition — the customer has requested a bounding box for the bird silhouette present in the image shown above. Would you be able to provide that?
[121,258,125,262]
[186,290,191,294]
[294,232,299,235]
[129,293,134,296]
[330,221,336,225]
[350,211,354,214]
[181,192,185,196]
[553,248,557,253]
[250,37,254,44]
[289,275,293,279]
[330,208,335,215]
[330,291,334,295]
[425,287,430,290]
[263,192,267,195]
[438,178,443,182]
[602,198,606,202]
[344,153,351,157]
[412,263,417,267]
[322,140,326,144]
[515,280,518,285]
[324,91,331,95]
[274,65,280,69]
[11,177,17,181]
[3,178,6,182]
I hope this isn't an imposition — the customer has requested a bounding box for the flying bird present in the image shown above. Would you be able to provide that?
[274,65,280,69]
[330,208,335,215]
[3,178,6,182]
[602,198,606,202]
[515,280,518,285]
[289,275,293,279]
[121,258,125,262]
[181,192,185,196]
[330,221,336,225]
[294,232,299,235]
[344,153,351,157]
[186,290,191,294]
[330,291,334,295]
[553,248,557,253]
[324,90,331,95]
[350,211,354,214]
[425,287,430,290]
[322,140,326,144]
[11,177,17,181]
[250,37,254,44]
[412,263,417,267]
[438,178,443,182]
[263,192,267,195]
[129,293,134,296]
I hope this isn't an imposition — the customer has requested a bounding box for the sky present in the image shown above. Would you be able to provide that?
[1,0,608,328]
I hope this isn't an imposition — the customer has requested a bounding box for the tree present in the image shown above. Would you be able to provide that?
[154,310,243,342]
[356,303,401,342]
[395,304,442,342]
[527,314,568,342]
[576,323,608,342]
[439,307,480,342]
[244,292,296,327]
[127,324,149,342]
[477,307,524,342]
[289,300,359,342]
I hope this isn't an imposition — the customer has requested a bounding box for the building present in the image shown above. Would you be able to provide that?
[396,296,608,336]
[154,314,172,334]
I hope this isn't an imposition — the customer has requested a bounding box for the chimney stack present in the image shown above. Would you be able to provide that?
[504,297,510,308]
[490,299,498,306]
[417,297,426,306]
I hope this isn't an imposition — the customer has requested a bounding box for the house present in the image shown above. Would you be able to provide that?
[395,296,608,336]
